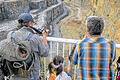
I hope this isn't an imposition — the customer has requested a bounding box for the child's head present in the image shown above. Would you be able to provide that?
[53,56,64,76]
[48,62,55,74]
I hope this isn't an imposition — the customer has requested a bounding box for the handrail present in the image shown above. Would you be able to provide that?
[47,36,80,44]
[43,36,120,80]
[46,36,120,48]
[116,44,120,48]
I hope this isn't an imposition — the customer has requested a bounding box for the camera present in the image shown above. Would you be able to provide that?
[31,27,48,35]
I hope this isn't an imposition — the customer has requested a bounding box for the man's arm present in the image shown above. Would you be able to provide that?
[42,30,49,45]
[111,41,116,61]
[30,33,49,57]
[69,43,78,65]
[68,43,78,78]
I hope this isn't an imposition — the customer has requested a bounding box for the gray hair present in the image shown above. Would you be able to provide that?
[85,16,104,35]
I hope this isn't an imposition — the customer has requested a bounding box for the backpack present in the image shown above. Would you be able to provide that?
[0,31,34,61]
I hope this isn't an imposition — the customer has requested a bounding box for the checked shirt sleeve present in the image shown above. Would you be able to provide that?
[69,42,78,65]
[111,41,116,61]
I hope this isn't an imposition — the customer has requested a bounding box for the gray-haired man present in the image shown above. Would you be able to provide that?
[69,16,116,80]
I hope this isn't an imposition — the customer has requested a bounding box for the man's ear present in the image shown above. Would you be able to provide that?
[86,29,89,33]
[28,21,33,27]
[86,29,91,37]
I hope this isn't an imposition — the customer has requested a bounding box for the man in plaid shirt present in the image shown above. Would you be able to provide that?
[69,16,116,80]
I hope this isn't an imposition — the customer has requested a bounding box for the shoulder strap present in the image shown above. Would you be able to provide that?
[11,32,34,42]
[25,33,34,41]
[11,32,17,43]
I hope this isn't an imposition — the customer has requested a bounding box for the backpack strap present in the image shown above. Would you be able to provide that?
[25,33,34,41]
[11,32,17,43]
[11,32,34,42]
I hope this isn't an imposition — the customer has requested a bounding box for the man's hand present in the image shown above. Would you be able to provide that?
[82,34,88,40]
[42,29,49,38]
[42,29,49,45]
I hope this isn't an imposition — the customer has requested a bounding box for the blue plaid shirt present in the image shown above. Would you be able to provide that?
[69,37,116,80]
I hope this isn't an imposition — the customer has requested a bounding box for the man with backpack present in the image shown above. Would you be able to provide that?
[0,13,49,80]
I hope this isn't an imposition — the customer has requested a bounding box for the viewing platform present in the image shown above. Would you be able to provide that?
[0,0,120,80]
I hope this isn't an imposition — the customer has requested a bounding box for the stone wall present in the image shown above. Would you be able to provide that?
[53,3,63,20]
[0,2,4,21]
[0,0,65,34]
[0,0,59,21]
[46,0,58,7]
[46,3,64,24]
[0,0,30,20]
[29,0,47,10]
[30,0,58,11]
[0,0,66,40]
[34,2,64,28]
